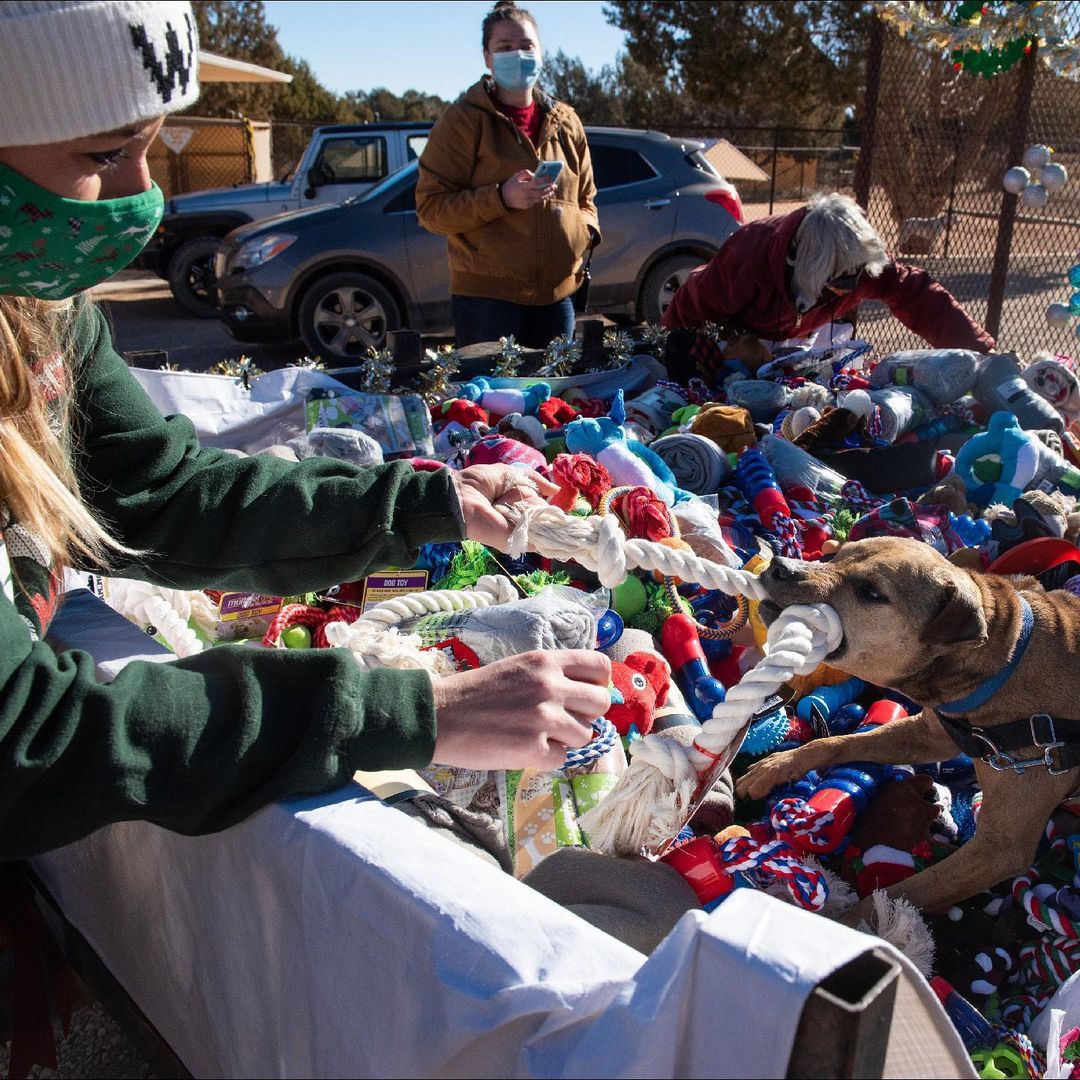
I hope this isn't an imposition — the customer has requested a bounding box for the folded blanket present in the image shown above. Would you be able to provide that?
[650,432,732,496]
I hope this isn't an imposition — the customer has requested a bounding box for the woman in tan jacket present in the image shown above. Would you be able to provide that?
[416,0,600,349]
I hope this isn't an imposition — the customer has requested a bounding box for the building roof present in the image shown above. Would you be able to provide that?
[701,139,769,182]
[198,51,294,84]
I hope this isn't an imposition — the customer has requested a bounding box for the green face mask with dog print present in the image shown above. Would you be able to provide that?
[0,162,164,301]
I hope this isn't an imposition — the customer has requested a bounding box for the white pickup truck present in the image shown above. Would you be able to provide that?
[138,122,432,315]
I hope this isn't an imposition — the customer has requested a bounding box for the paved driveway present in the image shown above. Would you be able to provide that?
[91,271,315,372]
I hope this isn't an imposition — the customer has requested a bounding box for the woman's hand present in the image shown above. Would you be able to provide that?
[431,650,612,769]
[501,169,555,210]
[451,464,557,552]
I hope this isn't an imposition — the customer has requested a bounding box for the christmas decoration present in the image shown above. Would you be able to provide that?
[416,345,462,406]
[357,346,396,395]
[209,356,264,389]
[603,328,635,367]
[878,1,1080,81]
[492,335,525,378]
[537,333,581,378]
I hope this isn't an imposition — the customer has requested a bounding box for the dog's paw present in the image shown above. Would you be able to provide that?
[736,750,808,800]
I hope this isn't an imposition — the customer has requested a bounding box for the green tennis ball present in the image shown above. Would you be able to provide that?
[612,574,647,619]
[281,625,312,649]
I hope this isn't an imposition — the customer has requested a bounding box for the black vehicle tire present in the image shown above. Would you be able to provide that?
[297,271,401,365]
[167,237,226,318]
[638,252,707,325]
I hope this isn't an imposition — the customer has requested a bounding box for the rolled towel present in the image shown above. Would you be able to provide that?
[650,432,732,496]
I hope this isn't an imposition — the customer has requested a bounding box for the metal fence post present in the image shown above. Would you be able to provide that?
[852,15,884,211]
[983,46,1039,340]
[768,127,780,214]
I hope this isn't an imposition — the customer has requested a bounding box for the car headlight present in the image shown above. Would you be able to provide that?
[232,233,297,272]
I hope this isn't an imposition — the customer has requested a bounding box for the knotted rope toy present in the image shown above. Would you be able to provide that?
[497,502,843,856]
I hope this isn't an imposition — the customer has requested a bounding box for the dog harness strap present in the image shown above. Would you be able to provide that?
[936,597,1034,716]
[934,710,1080,774]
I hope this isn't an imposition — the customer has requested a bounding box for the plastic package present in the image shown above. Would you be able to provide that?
[869,385,934,443]
[974,352,1064,433]
[758,433,847,499]
[869,349,980,406]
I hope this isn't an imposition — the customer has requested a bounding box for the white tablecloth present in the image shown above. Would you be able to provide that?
[32,594,976,1078]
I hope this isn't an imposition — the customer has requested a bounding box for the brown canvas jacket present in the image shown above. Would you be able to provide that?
[416,78,600,306]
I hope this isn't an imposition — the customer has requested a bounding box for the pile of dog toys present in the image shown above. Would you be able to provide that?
[105,326,1080,1076]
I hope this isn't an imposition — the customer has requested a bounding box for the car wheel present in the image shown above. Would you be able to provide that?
[167,237,226,318]
[298,272,401,365]
[639,253,706,325]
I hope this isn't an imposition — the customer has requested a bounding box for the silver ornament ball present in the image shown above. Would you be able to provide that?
[1020,183,1049,210]
[1047,302,1072,330]
[1022,144,1052,172]
[1002,166,1030,194]
[1040,162,1068,194]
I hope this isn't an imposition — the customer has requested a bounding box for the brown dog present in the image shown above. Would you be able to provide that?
[736,537,1080,923]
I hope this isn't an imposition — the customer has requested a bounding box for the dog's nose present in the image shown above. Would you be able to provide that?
[767,557,803,584]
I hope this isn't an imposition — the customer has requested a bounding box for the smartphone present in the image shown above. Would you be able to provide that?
[532,160,564,187]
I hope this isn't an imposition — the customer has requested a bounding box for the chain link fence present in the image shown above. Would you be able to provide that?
[269,120,324,182]
[663,123,856,221]
[854,5,1080,359]
[147,117,259,198]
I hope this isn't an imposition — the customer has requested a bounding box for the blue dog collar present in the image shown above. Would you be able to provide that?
[937,596,1034,716]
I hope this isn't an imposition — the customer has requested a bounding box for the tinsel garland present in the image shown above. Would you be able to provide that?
[492,335,524,378]
[209,355,264,388]
[416,345,462,406]
[878,0,1080,80]
[603,328,635,366]
[538,333,581,378]
[358,346,396,394]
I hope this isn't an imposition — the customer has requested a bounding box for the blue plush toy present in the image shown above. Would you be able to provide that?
[458,376,551,418]
[564,391,691,505]
[954,411,1080,507]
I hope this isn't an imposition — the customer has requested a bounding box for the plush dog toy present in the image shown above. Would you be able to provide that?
[606,652,670,737]
[458,377,551,419]
[955,411,1080,507]
[564,392,690,505]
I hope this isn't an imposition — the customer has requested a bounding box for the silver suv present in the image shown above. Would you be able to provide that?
[216,127,742,364]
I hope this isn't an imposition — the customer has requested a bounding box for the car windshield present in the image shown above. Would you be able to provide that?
[342,161,419,206]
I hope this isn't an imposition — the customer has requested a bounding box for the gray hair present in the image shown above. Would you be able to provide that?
[791,193,888,314]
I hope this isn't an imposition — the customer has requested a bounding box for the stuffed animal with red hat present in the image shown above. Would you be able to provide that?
[606,652,670,737]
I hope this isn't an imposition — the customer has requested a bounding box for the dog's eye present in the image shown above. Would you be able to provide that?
[853,582,888,603]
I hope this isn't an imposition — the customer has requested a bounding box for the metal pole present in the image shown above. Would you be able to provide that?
[984,47,1038,341]
[853,15,884,211]
[769,127,779,214]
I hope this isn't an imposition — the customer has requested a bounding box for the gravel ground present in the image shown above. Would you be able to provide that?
[0,1001,156,1079]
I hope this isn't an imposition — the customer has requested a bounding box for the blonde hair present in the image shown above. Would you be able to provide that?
[791,193,888,314]
[0,294,133,571]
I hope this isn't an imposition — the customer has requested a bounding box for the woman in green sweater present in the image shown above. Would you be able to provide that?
[0,0,611,860]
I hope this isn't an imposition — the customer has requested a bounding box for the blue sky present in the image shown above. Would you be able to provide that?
[262,1,628,100]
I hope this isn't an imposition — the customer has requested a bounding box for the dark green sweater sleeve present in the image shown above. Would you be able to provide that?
[0,591,437,860]
[74,304,463,592]
[0,303,466,859]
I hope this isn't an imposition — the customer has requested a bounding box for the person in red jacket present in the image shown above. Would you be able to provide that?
[662,192,994,354]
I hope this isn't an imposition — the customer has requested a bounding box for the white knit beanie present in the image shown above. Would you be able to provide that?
[0,1,200,147]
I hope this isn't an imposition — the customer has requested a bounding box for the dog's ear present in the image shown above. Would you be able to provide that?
[921,582,988,649]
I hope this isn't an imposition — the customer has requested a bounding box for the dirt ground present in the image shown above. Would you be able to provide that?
[0,998,155,1080]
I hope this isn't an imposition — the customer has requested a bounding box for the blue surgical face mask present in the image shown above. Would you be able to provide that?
[491,50,542,93]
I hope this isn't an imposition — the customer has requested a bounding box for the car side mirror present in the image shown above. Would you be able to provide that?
[305,162,331,199]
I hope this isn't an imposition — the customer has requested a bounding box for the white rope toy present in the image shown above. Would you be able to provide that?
[101,579,217,659]
[323,575,518,675]
[103,505,843,857]
[499,503,843,855]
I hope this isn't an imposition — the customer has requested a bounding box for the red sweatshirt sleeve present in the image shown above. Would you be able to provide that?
[860,262,996,352]
[660,242,758,330]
